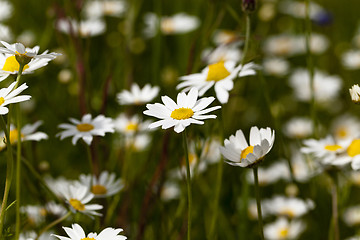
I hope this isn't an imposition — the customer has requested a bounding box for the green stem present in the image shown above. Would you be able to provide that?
[253,167,264,240]
[305,0,317,137]
[15,104,22,240]
[36,211,71,240]
[241,14,251,66]
[182,130,192,240]
[330,177,340,240]
[85,142,94,187]
[0,116,14,239]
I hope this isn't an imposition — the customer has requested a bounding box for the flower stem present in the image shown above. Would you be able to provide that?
[330,177,340,240]
[36,211,71,240]
[182,129,192,240]
[85,143,94,187]
[241,14,251,66]
[253,167,264,240]
[0,116,14,239]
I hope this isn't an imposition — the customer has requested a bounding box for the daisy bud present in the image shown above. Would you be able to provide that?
[242,0,256,14]
[349,84,360,104]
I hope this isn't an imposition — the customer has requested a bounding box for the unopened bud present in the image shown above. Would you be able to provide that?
[242,0,256,13]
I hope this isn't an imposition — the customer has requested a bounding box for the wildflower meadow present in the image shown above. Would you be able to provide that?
[1,0,360,239]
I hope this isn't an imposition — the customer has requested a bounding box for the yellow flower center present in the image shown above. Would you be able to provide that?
[2,56,29,72]
[182,153,197,166]
[170,108,194,120]
[324,144,342,152]
[76,123,94,132]
[347,139,360,157]
[161,19,174,34]
[91,184,107,195]
[336,127,348,138]
[0,97,5,106]
[240,146,254,160]
[69,198,85,211]
[40,208,47,216]
[206,61,230,82]
[278,227,289,238]
[126,122,138,131]
[8,129,24,144]
[81,238,96,240]
[280,208,295,218]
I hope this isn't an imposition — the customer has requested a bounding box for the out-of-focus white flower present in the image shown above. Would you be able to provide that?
[263,57,289,77]
[19,231,50,240]
[246,161,290,186]
[45,176,77,198]
[291,149,320,182]
[258,2,276,22]
[279,0,326,20]
[220,127,275,168]
[79,171,124,198]
[331,114,360,144]
[264,217,306,240]
[0,24,12,42]
[283,117,313,139]
[126,133,151,151]
[16,30,36,47]
[161,181,180,201]
[345,236,360,240]
[178,61,257,104]
[0,120,48,150]
[350,84,360,103]
[201,43,242,65]
[262,196,315,218]
[0,1,12,21]
[84,0,127,18]
[212,30,240,45]
[343,205,360,226]
[57,114,115,145]
[289,68,342,103]
[349,171,360,186]
[143,12,200,38]
[56,18,106,37]
[114,113,152,136]
[20,205,46,225]
[199,137,222,164]
[117,83,160,105]
[342,50,360,70]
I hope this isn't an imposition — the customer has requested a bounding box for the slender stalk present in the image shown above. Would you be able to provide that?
[253,167,264,240]
[36,211,71,240]
[0,116,14,239]
[241,14,251,66]
[330,177,339,240]
[85,143,94,188]
[182,130,192,240]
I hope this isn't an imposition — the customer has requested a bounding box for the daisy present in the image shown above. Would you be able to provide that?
[201,43,242,65]
[52,223,127,240]
[125,133,151,151]
[262,57,290,77]
[116,83,159,105]
[161,181,180,201]
[212,29,240,45]
[60,182,103,216]
[114,113,152,136]
[177,61,257,104]
[220,126,275,168]
[262,196,315,218]
[79,171,124,198]
[331,114,360,144]
[56,18,106,38]
[143,87,221,133]
[246,161,290,186]
[0,41,59,60]
[264,217,306,240]
[0,23,12,43]
[0,81,31,115]
[342,50,360,70]
[278,0,326,20]
[0,120,48,150]
[84,0,127,18]
[343,205,360,226]
[0,1,12,22]
[57,114,115,145]
[350,84,360,103]
[283,117,313,139]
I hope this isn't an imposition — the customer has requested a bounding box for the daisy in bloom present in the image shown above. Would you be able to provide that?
[0,41,61,81]
[57,114,115,145]
[220,126,275,168]
[177,61,257,104]
[161,181,180,201]
[262,196,315,218]
[60,183,103,216]
[350,84,360,103]
[342,50,360,70]
[343,205,360,226]
[117,83,159,105]
[84,0,127,18]
[143,87,221,133]
[0,81,31,115]
[53,223,127,240]
[201,43,242,65]
[331,114,360,144]
[264,217,306,240]
[246,161,290,186]
[0,121,48,150]
[114,113,152,136]
[262,57,290,77]
[56,18,106,38]
[283,117,313,139]
[0,1,12,22]
[79,171,124,198]
[212,29,240,45]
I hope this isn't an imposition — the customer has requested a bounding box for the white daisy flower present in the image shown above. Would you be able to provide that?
[177,61,257,104]
[342,50,360,70]
[212,29,240,45]
[52,223,127,240]
[350,84,360,103]
[220,126,275,168]
[117,83,159,105]
[246,161,290,186]
[263,57,290,77]
[331,114,360,144]
[0,120,48,150]
[143,87,221,133]
[84,0,127,18]
[56,18,106,38]
[343,205,360,226]
[114,113,152,136]
[278,0,326,20]
[263,35,303,57]
[19,231,50,240]
[126,133,151,151]
[0,81,31,115]
[0,41,59,59]
[264,217,306,240]
[0,23,12,42]
[201,43,242,65]
[340,138,360,170]
[143,12,200,38]
[79,171,124,198]
[45,176,77,198]
[60,183,103,216]
[20,205,46,226]
[0,1,12,22]
[161,181,180,201]
[283,117,313,139]
[262,196,315,218]
[57,114,115,145]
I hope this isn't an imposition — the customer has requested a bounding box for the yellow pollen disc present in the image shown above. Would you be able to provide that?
[170,107,194,120]
[7,129,24,144]
[91,184,107,195]
[161,19,174,34]
[40,208,47,216]
[278,227,289,238]
[336,127,348,138]
[206,61,231,82]
[76,123,94,132]
[69,198,85,211]
[347,139,360,157]
[126,122,138,131]
[324,144,342,152]
[2,56,29,72]
[182,153,197,166]
[80,238,96,240]
[0,97,5,106]
[240,146,254,160]
[280,209,295,218]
